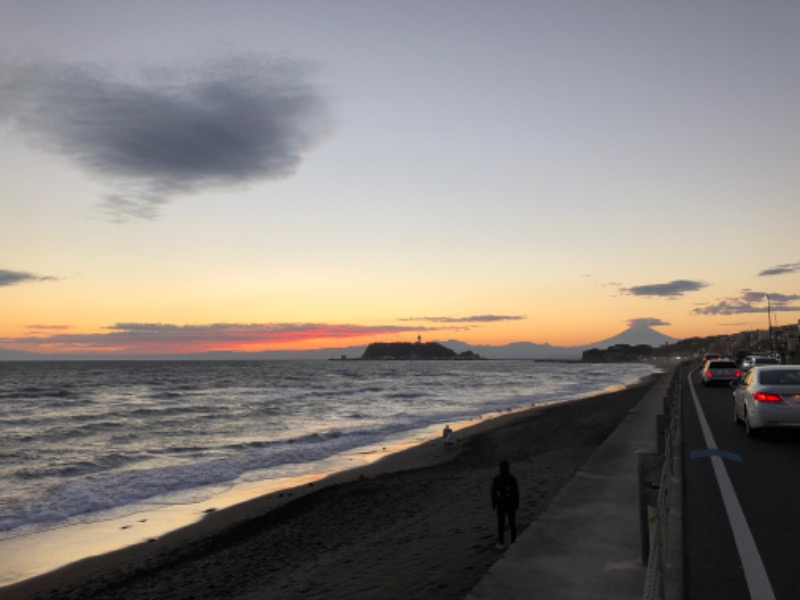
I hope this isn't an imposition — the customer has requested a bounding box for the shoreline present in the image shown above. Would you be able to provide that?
[1,371,664,600]
[0,391,564,586]
[0,370,654,586]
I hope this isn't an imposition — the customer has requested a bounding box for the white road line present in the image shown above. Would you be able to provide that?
[688,371,776,600]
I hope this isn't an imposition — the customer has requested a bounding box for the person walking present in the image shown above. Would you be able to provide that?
[491,460,519,549]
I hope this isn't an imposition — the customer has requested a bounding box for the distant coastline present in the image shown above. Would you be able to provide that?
[18,321,800,363]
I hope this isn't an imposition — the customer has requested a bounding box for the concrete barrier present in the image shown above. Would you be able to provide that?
[640,364,685,600]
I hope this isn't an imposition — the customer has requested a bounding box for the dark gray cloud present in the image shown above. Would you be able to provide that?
[627,317,670,328]
[400,315,526,323]
[0,55,332,221]
[758,261,800,277]
[0,269,56,287]
[621,279,708,298]
[739,290,800,304]
[693,289,800,315]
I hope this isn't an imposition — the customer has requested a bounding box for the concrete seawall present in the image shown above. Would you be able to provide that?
[466,364,683,600]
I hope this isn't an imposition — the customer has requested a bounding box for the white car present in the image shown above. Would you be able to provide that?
[733,366,800,436]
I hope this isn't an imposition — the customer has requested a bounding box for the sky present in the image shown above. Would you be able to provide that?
[1,1,799,355]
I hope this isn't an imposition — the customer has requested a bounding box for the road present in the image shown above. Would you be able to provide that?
[682,367,800,600]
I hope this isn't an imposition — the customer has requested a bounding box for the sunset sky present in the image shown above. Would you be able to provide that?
[1,1,799,355]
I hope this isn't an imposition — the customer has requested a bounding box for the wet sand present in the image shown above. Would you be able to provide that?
[1,372,662,600]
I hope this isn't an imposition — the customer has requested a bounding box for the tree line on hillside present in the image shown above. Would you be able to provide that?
[582,323,800,365]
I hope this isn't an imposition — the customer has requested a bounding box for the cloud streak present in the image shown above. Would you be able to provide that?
[621,279,708,298]
[693,290,800,316]
[400,314,525,324]
[759,261,800,277]
[627,317,670,328]
[0,322,431,354]
[0,55,332,221]
[0,269,56,287]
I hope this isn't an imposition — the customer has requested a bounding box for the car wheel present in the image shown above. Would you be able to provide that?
[745,411,759,437]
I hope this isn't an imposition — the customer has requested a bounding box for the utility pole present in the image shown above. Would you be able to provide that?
[767,294,774,354]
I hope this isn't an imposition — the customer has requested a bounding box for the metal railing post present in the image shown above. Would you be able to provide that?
[655,413,666,454]
[636,450,664,564]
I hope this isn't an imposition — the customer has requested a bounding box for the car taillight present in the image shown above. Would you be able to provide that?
[705,370,712,378]
[753,392,782,402]
[736,369,741,378]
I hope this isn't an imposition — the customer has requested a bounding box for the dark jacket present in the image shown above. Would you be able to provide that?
[491,471,519,512]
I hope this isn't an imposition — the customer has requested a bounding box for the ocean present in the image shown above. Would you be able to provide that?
[0,359,656,546]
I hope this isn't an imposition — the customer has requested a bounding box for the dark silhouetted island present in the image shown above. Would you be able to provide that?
[361,342,481,360]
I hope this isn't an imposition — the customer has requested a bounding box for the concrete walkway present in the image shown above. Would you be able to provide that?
[466,367,677,600]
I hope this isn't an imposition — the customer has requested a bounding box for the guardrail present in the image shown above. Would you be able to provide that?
[639,364,686,600]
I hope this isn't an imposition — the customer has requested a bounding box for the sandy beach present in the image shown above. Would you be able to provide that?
[1,372,662,600]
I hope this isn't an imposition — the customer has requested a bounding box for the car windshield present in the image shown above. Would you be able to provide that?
[709,361,736,369]
[759,369,800,385]
[754,358,780,365]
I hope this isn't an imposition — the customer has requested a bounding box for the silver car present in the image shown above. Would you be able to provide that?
[733,366,800,436]
[700,360,740,385]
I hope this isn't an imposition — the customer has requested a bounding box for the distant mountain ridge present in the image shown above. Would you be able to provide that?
[0,325,678,361]
[439,340,581,360]
[440,324,678,360]
[586,322,679,350]
[0,348,42,360]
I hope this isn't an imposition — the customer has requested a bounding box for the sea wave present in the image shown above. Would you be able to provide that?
[0,360,657,538]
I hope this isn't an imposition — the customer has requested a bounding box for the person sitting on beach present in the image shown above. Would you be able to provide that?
[443,425,455,446]
[491,460,519,549]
